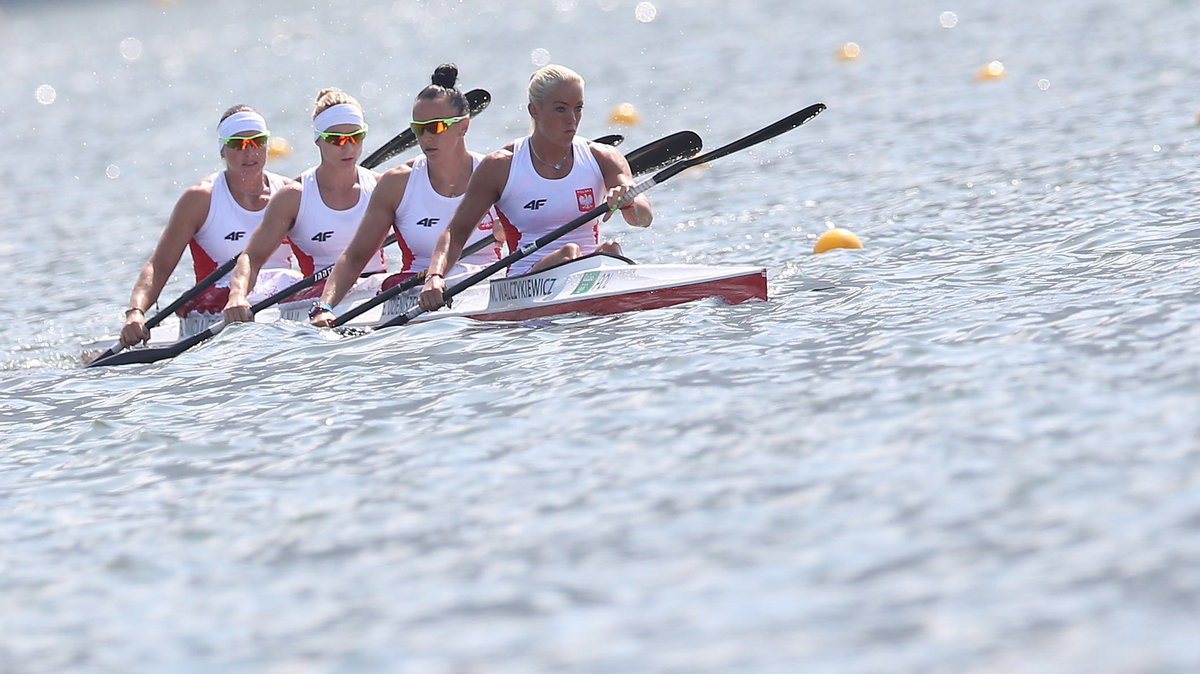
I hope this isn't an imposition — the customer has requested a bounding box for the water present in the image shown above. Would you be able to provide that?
[2,0,1200,671]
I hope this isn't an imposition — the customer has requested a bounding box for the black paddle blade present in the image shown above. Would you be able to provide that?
[593,134,624,147]
[656,104,825,182]
[360,88,491,169]
[87,325,222,367]
[626,130,702,175]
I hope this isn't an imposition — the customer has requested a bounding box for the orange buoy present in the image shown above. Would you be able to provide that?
[609,102,639,126]
[268,136,292,158]
[977,60,1006,81]
[837,42,862,61]
[813,228,863,254]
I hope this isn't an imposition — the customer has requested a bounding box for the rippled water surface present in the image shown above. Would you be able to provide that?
[3,0,1200,672]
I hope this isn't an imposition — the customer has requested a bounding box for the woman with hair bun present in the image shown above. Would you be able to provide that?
[117,104,295,346]
[417,64,652,312]
[308,64,501,326]
[224,88,386,324]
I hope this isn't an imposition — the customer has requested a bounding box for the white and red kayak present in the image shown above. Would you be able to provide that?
[80,254,766,361]
[360,253,767,325]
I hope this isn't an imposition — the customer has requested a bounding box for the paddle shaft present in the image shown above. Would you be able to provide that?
[332,131,700,328]
[378,105,825,330]
[88,234,400,367]
[87,254,240,364]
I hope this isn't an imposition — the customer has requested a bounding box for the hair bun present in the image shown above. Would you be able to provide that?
[431,64,459,89]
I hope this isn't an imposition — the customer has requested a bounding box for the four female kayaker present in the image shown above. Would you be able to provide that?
[223,88,385,323]
[308,64,501,327]
[417,64,652,312]
[117,105,295,346]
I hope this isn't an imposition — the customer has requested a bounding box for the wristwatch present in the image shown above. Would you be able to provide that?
[308,301,334,319]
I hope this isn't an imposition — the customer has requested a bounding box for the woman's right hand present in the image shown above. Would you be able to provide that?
[309,310,335,328]
[223,302,254,323]
[119,309,150,347]
[418,275,447,312]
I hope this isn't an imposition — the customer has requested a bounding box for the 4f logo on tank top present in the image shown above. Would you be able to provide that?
[576,188,595,212]
[416,217,439,228]
[312,231,334,242]
[223,231,246,241]
[524,199,548,210]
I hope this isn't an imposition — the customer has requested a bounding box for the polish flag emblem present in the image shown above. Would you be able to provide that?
[575,188,595,211]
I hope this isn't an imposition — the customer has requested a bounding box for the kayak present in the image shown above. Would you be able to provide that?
[80,254,766,362]
[357,252,767,325]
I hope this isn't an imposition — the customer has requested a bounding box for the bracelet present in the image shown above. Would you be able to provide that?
[308,301,335,319]
[124,307,145,317]
[427,272,444,280]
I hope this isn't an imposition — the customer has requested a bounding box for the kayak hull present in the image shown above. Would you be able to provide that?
[372,253,767,324]
[80,255,767,362]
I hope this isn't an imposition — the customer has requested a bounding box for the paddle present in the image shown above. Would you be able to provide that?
[592,133,624,148]
[87,91,494,366]
[88,234,400,367]
[376,105,825,331]
[86,256,240,364]
[330,130,700,329]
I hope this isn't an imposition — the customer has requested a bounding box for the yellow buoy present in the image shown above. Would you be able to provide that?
[268,136,291,158]
[609,102,639,126]
[977,60,1006,81]
[837,42,861,61]
[813,228,863,254]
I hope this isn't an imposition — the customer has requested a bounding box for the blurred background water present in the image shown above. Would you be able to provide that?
[2,0,1200,672]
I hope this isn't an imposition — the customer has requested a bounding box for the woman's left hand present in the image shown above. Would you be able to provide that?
[603,184,634,222]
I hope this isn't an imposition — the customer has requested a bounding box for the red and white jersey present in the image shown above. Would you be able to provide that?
[392,153,500,274]
[495,135,605,277]
[188,170,293,284]
[290,165,385,276]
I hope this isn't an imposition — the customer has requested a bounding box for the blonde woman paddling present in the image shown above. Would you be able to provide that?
[418,64,651,312]
[224,88,385,323]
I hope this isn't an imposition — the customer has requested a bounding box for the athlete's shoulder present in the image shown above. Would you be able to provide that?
[264,170,294,186]
[184,172,219,196]
[176,173,218,212]
[476,145,515,178]
[375,163,414,194]
[483,142,516,163]
[586,139,625,162]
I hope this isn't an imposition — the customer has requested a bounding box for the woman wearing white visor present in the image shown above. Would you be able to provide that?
[118,105,294,346]
[223,88,386,323]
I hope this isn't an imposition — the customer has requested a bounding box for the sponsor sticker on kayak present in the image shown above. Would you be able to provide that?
[571,271,600,295]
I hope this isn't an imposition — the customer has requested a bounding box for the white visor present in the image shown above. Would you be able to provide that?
[217,111,269,151]
[313,103,366,140]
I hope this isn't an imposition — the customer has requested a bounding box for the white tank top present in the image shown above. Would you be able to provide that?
[392,153,500,274]
[189,170,293,285]
[291,165,385,276]
[495,135,606,277]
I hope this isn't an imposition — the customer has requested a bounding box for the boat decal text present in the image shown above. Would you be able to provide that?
[491,277,557,302]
